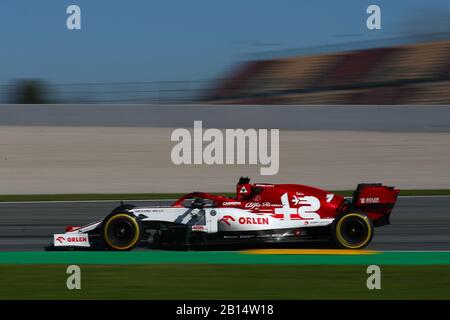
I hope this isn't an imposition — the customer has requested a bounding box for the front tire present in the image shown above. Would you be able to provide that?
[102,212,142,251]
[331,212,374,249]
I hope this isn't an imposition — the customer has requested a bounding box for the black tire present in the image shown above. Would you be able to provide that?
[331,212,374,249]
[102,210,142,251]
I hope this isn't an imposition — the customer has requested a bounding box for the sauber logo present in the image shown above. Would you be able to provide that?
[360,197,380,204]
[219,215,236,226]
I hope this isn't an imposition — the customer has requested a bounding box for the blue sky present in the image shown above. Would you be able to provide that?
[0,0,449,84]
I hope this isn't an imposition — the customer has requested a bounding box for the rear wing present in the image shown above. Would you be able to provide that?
[352,183,400,226]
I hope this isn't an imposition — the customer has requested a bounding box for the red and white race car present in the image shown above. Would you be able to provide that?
[50,177,399,250]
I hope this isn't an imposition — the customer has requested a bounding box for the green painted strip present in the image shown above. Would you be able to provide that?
[1,251,450,265]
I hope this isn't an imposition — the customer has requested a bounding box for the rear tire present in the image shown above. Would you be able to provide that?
[102,211,142,251]
[331,212,374,249]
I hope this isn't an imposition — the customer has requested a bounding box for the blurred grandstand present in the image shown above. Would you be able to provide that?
[207,36,450,105]
[2,35,450,105]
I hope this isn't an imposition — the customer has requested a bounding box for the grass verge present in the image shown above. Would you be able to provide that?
[0,189,450,202]
[2,251,450,265]
[0,264,448,299]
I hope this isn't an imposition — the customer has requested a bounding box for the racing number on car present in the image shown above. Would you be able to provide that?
[295,196,321,220]
[275,193,321,220]
[326,193,334,203]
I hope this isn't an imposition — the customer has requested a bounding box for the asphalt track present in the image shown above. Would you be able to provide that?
[0,196,449,251]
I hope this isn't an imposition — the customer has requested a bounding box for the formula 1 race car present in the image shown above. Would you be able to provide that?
[50,177,399,250]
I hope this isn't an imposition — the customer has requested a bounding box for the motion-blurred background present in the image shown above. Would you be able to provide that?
[5,34,450,104]
[1,0,449,104]
[208,35,450,105]
[1,0,450,194]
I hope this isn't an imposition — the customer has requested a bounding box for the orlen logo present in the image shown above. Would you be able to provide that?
[69,237,87,242]
[238,217,269,225]
[57,236,88,243]
[219,215,236,226]
[56,236,66,243]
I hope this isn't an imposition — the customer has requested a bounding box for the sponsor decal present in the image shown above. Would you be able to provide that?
[238,217,269,225]
[360,197,380,204]
[245,202,260,209]
[240,186,248,193]
[222,201,241,206]
[245,202,282,209]
[220,215,269,226]
[219,215,236,226]
[134,209,163,213]
[254,184,274,187]
[54,234,90,247]
[191,225,208,232]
